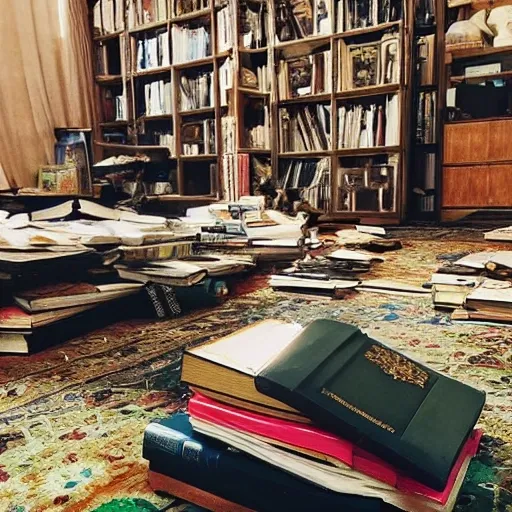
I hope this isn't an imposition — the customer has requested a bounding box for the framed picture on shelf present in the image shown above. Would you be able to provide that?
[347,42,380,89]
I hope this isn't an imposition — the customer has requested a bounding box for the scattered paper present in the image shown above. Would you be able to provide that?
[356,225,386,235]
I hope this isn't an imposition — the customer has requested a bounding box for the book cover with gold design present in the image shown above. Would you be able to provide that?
[255,319,485,491]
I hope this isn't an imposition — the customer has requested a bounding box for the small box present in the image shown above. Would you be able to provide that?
[38,164,79,195]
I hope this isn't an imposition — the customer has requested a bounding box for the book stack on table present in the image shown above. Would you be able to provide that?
[143,319,485,512]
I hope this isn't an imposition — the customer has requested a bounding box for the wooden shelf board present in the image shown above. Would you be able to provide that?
[446,116,512,125]
[180,154,218,161]
[132,66,173,78]
[335,21,402,39]
[239,46,268,54]
[336,83,400,99]
[216,50,232,59]
[99,121,128,127]
[238,148,271,154]
[278,93,331,105]
[279,151,332,157]
[95,141,170,151]
[238,87,270,97]
[171,8,212,23]
[174,56,214,69]
[337,146,401,157]
[450,70,512,83]
[140,114,173,121]
[448,45,512,61]
[178,107,215,116]
[96,75,123,84]
[274,35,332,58]
[94,30,124,42]
[128,20,169,34]
[145,194,216,201]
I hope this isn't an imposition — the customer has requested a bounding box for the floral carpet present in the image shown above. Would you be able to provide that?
[0,235,511,511]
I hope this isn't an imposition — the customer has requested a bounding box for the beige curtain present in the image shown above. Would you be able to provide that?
[0,0,96,190]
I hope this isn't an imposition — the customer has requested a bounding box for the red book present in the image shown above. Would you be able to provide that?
[189,391,482,506]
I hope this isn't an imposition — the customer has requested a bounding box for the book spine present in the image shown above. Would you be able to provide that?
[144,417,383,512]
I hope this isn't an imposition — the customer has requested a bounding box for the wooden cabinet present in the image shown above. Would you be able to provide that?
[443,165,512,207]
[442,119,512,211]
[444,119,512,165]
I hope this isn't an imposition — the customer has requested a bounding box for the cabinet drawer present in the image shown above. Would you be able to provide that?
[442,165,512,207]
[444,120,512,164]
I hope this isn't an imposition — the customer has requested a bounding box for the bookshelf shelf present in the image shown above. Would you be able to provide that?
[336,84,400,99]
[95,141,170,151]
[99,121,128,127]
[178,107,215,116]
[141,114,174,121]
[335,21,402,39]
[450,70,512,83]
[446,116,512,125]
[448,44,512,61]
[239,47,269,54]
[96,75,123,84]
[94,30,124,42]
[279,93,331,105]
[239,148,271,154]
[174,57,215,70]
[238,87,270,97]
[279,151,332,158]
[128,20,169,34]
[336,146,401,157]
[171,8,211,23]
[132,66,173,78]
[180,154,218,161]
[274,35,332,54]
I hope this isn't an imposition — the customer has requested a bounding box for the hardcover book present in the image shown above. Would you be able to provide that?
[143,413,385,512]
[254,319,485,490]
[189,391,482,510]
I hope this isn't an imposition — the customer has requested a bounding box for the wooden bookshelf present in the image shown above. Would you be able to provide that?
[406,0,443,221]
[440,1,512,222]
[90,0,415,221]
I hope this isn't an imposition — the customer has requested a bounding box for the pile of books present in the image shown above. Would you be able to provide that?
[143,318,485,511]
[429,250,512,325]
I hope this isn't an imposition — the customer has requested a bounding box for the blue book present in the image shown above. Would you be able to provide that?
[143,413,387,512]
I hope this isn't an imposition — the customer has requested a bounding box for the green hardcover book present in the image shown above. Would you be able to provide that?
[255,319,485,491]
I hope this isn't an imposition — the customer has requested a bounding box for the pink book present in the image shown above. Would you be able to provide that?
[189,392,482,505]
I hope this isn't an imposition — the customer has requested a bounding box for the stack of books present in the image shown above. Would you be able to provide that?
[431,251,512,325]
[143,319,485,512]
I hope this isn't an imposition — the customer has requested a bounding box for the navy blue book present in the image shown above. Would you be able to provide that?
[142,413,387,512]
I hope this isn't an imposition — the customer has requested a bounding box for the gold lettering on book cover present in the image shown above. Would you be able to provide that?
[365,345,429,388]
[321,388,395,433]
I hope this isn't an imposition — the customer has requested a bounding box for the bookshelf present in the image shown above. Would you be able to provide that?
[406,0,443,220]
[91,0,414,222]
[272,0,412,223]
[440,0,512,222]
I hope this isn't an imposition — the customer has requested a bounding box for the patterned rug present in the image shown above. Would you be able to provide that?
[0,235,511,512]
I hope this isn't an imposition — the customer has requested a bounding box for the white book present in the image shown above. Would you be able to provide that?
[161,31,170,66]
[94,1,102,34]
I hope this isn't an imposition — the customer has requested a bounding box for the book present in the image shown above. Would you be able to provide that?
[31,199,167,225]
[464,285,512,315]
[0,304,100,331]
[189,391,481,509]
[143,413,384,512]
[431,284,471,310]
[269,274,360,292]
[0,249,95,274]
[356,279,430,296]
[115,261,208,287]
[181,319,306,417]
[148,472,253,512]
[13,282,143,313]
[254,319,485,490]
[191,417,481,511]
[484,226,512,242]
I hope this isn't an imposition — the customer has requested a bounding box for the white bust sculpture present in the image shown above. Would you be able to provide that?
[487,6,512,47]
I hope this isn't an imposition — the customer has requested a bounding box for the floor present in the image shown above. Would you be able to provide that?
[0,232,510,512]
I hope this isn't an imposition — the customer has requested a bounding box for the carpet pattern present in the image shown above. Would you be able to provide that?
[0,238,510,511]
